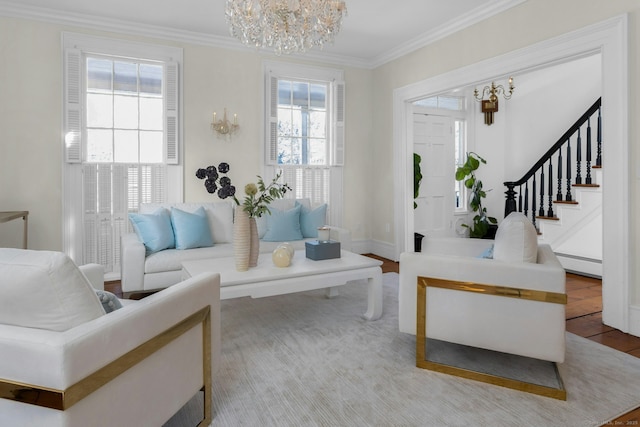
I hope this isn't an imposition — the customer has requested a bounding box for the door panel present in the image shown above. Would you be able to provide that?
[413,114,455,239]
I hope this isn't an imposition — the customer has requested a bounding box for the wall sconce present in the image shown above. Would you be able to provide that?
[211,108,239,137]
[473,77,515,125]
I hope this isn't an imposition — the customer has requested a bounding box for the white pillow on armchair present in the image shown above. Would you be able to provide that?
[0,249,105,331]
[493,212,539,263]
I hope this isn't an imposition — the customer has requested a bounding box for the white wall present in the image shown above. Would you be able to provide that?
[0,16,374,251]
[473,54,602,222]
[372,0,639,317]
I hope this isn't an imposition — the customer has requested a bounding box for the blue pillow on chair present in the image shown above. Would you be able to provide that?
[129,209,175,255]
[263,205,304,242]
[170,207,214,250]
[297,202,327,238]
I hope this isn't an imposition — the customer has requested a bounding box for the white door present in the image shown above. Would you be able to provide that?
[413,113,455,239]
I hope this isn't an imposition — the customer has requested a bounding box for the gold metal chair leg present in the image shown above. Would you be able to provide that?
[416,276,567,400]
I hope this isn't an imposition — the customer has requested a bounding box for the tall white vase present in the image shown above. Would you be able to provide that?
[248,217,259,268]
[233,209,250,272]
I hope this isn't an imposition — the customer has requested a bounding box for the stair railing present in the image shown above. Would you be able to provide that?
[503,98,602,226]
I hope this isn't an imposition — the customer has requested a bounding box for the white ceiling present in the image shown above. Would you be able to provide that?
[0,0,525,68]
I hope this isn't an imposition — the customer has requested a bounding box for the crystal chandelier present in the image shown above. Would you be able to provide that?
[225,0,347,55]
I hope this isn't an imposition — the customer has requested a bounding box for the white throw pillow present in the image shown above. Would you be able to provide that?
[493,212,539,263]
[203,202,233,243]
[0,249,105,331]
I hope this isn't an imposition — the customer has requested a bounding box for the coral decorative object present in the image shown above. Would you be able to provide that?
[272,242,294,267]
[278,242,295,259]
[272,247,291,267]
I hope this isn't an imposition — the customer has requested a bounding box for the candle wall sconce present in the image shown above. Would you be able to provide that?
[211,108,239,137]
[473,77,515,126]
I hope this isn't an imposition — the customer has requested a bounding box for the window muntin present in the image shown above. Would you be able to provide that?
[85,57,164,164]
[415,95,464,111]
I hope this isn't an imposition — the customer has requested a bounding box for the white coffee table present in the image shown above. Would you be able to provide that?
[181,250,383,320]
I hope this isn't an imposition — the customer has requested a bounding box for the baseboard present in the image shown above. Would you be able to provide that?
[350,238,371,255]
[555,253,602,278]
[370,239,397,261]
[351,239,397,261]
[629,305,640,338]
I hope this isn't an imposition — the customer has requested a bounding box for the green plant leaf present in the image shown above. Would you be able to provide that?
[468,155,480,170]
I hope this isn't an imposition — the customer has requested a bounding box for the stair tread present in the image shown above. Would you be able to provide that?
[554,200,579,205]
[573,183,600,188]
[536,215,559,221]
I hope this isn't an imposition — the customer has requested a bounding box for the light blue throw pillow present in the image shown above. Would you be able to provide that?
[297,202,327,238]
[95,290,123,313]
[478,244,494,259]
[171,207,214,250]
[129,209,175,255]
[262,205,304,242]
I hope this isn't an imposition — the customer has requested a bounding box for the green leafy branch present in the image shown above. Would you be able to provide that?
[455,152,497,238]
[236,171,292,218]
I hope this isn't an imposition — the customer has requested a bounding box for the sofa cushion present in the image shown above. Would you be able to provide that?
[204,202,233,243]
[256,198,311,238]
[493,212,538,263]
[0,249,105,331]
[297,202,327,238]
[262,205,304,242]
[139,202,233,245]
[170,207,214,250]
[129,208,175,255]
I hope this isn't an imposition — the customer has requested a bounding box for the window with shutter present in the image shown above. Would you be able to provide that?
[263,61,345,226]
[62,33,183,278]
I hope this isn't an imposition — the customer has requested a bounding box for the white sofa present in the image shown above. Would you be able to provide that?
[399,213,567,363]
[121,199,351,296]
[0,249,220,427]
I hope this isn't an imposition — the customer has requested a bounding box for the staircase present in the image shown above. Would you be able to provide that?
[504,98,602,277]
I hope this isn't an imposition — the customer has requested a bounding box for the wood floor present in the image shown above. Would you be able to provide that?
[107,254,640,424]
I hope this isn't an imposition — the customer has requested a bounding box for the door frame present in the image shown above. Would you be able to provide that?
[393,15,630,332]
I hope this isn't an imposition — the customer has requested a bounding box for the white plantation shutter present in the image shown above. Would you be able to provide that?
[82,164,98,264]
[165,62,179,164]
[111,164,130,274]
[64,48,82,163]
[266,72,279,165]
[279,166,331,207]
[82,163,166,272]
[62,34,182,278]
[332,80,345,166]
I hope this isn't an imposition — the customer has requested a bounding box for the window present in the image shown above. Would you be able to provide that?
[276,80,328,165]
[85,57,164,164]
[414,95,464,111]
[264,62,344,225]
[63,33,183,278]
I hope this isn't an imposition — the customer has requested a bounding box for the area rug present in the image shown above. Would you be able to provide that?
[165,272,640,427]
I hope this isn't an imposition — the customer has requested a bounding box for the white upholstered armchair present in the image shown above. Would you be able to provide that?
[0,249,220,427]
[399,213,567,363]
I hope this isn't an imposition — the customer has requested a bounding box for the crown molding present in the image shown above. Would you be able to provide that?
[0,0,526,70]
[370,0,527,68]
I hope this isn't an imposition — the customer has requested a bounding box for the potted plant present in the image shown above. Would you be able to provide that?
[455,152,497,239]
[413,153,425,251]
